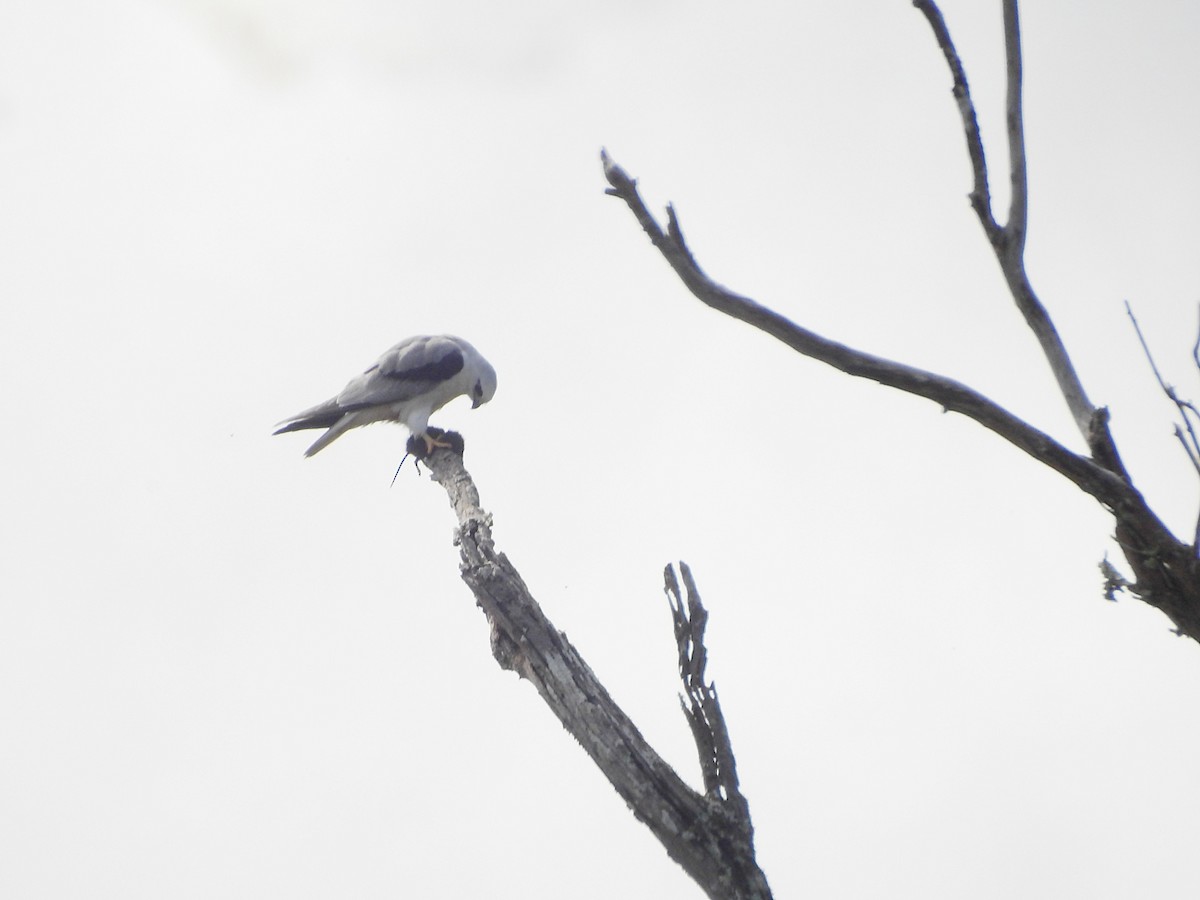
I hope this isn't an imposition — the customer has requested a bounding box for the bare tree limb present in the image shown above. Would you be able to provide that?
[1126,302,1200,478]
[600,142,1200,640]
[419,440,773,900]
[1001,0,1028,257]
[602,0,1200,641]
[665,564,720,797]
[910,0,998,237]
[601,149,1126,513]
[664,563,751,826]
[1126,303,1200,552]
[913,0,1095,438]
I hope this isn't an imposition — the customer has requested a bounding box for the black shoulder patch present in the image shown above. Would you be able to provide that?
[387,347,465,384]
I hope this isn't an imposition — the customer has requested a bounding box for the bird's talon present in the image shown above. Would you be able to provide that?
[405,427,464,459]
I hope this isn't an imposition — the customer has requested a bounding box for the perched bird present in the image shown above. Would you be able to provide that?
[274,334,497,457]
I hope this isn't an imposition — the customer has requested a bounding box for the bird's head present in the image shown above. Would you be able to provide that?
[470,356,498,409]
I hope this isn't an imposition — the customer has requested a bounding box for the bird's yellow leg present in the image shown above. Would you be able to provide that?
[421,431,454,455]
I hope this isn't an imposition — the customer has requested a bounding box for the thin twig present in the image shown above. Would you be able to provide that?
[1126,301,1200,476]
[1126,301,1200,555]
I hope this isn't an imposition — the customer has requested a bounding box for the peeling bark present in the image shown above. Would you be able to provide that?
[419,440,773,900]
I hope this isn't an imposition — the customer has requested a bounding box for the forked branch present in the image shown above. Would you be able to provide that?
[1126,303,1200,477]
[913,0,1093,437]
[602,143,1200,638]
[421,442,772,900]
[1126,302,1200,549]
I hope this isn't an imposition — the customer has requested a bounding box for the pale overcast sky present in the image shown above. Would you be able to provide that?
[3,1,1200,898]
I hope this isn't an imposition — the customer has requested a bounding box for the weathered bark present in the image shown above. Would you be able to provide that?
[419,440,772,900]
[664,563,752,826]
[598,0,1200,643]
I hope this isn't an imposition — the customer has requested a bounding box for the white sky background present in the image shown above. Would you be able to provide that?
[2,0,1200,896]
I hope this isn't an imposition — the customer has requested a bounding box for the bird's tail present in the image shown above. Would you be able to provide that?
[273,399,350,456]
[298,419,357,457]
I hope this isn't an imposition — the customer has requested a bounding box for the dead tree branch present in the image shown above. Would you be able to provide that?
[420,440,772,900]
[664,563,751,823]
[600,2,1200,642]
[913,0,1094,438]
[911,0,996,235]
[1126,303,1200,550]
[1000,0,1028,258]
[601,147,1200,639]
[1126,302,1200,478]
[601,150,1127,513]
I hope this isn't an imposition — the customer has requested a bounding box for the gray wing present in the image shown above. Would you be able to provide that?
[274,335,466,436]
[334,335,466,410]
[274,336,475,453]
